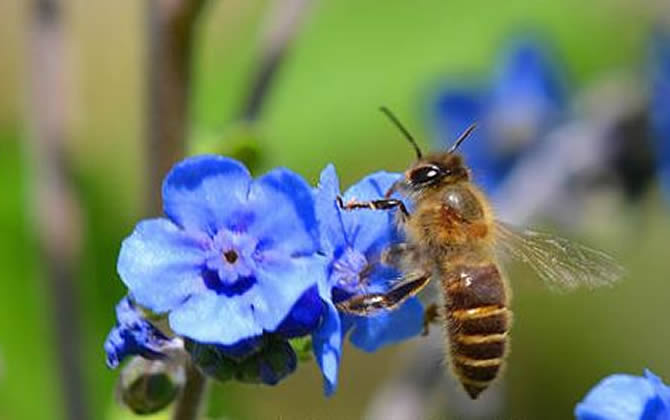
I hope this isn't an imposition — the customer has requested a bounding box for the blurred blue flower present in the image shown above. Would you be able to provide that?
[117,155,326,355]
[432,37,567,193]
[649,30,670,204]
[104,296,172,368]
[311,165,424,395]
[575,369,670,420]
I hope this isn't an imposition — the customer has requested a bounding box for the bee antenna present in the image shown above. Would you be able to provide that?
[379,106,423,159]
[447,123,477,154]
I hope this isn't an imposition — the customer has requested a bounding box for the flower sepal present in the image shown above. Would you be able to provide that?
[289,336,313,362]
[186,335,298,386]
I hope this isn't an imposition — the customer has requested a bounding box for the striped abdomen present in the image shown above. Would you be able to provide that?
[442,262,511,399]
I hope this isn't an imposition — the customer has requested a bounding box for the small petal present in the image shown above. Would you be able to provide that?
[117,219,208,313]
[347,297,423,352]
[314,164,347,255]
[275,286,324,338]
[312,300,342,396]
[644,369,670,417]
[104,297,171,368]
[162,155,252,235]
[575,374,659,420]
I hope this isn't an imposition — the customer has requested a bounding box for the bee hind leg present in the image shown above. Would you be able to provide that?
[335,271,431,316]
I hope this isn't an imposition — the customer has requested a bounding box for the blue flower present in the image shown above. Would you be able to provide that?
[104,296,172,368]
[116,155,326,354]
[649,30,670,204]
[431,36,567,193]
[311,165,424,395]
[575,369,670,420]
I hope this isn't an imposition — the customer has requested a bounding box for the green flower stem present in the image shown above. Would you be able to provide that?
[172,362,209,420]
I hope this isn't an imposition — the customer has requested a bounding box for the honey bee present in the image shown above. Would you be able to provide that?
[335,107,623,399]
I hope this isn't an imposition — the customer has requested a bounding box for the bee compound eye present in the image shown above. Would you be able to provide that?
[411,165,442,185]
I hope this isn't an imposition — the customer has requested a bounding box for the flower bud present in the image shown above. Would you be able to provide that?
[185,340,237,383]
[234,339,297,385]
[117,356,185,415]
[187,337,297,386]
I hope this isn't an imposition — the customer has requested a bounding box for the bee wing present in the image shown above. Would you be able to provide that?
[494,221,624,292]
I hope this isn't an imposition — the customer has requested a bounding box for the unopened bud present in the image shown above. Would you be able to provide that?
[117,356,185,415]
[185,340,237,383]
[234,339,297,385]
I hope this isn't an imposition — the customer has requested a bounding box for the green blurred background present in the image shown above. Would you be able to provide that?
[1,0,669,419]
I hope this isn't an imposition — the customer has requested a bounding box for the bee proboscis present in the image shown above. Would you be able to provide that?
[335,107,623,399]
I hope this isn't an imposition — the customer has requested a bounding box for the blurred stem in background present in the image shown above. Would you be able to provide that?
[26,0,88,419]
[145,0,209,419]
[240,0,313,121]
[146,0,207,216]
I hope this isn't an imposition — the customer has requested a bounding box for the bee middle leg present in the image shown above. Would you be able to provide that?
[422,302,441,336]
[381,243,422,269]
[336,271,431,316]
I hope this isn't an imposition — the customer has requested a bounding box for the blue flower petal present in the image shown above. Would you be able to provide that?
[251,256,325,332]
[347,297,423,352]
[341,171,403,256]
[431,38,566,195]
[162,155,252,235]
[169,290,262,345]
[575,373,661,420]
[432,89,502,191]
[103,297,170,368]
[491,37,566,118]
[117,218,208,313]
[312,299,342,396]
[168,256,324,345]
[433,87,486,148]
[276,286,324,338]
[247,168,319,255]
[315,164,347,255]
[644,370,670,418]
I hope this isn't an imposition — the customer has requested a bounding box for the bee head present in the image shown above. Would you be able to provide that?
[404,153,469,190]
[379,106,475,196]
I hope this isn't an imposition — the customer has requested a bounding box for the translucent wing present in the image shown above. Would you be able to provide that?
[494,221,624,292]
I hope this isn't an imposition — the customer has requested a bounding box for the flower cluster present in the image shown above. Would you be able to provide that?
[104,155,423,395]
[430,36,567,194]
[575,369,670,420]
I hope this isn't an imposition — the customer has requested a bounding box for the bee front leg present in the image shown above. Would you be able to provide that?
[336,195,410,220]
[336,271,431,316]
